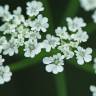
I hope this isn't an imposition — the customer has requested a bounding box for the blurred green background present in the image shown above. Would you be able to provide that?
[0,0,96,96]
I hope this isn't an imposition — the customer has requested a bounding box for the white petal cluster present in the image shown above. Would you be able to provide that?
[93,58,96,73]
[0,5,13,21]
[0,65,12,84]
[0,1,49,84]
[0,36,7,53]
[79,0,96,23]
[66,17,86,32]
[0,55,5,65]
[90,85,96,96]
[55,27,70,40]
[57,17,91,63]
[13,7,25,25]
[0,55,12,84]
[92,10,96,23]
[42,34,60,52]
[43,17,92,74]
[24,39,42,58]
[0,0,93,81]
[75,47,92,65]
[3,38,19,56]
[0,0,49,58]
[31,14,49,32]
[71,29,88,43]
[58,44,74,59]
[80,0,96,11]
[43,53,64,74]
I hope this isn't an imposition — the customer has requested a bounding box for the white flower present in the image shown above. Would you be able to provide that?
[16,25,29,38]
[26,0,44,17]
[75,46,92,65]
[0,36,7,53]
[17,34,25,46]
[71,29,88,43]
[3,38,19,56]
[13,7,25,25]
[24,39,42,58]
[31,14,49,32]
[66,17,86,32]
[90,85,96,96]
[0,55,5,65]
[0,23,17,36]
[93,58,96,73]
[92,10,96,23]
[0,5,13,21]
[43,53,64,74]
[58,44,74,59]
[80,0,96,11]
[69,41,79,48]
[43,34,60,52]
[55,26,70,40]
[25,30,41,40]
[0,65,12,84]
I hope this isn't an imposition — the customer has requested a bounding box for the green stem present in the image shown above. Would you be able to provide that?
[55,73,67,96]
[10,58,34,71]
[10,50,48,71]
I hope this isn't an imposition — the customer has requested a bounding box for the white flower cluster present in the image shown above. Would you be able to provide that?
[90,85,96,96]
[0,1,49,84]
[93,58,96,73]
[43,17,92,74]
[0,1,93,82]
[0,55,12,84]
[43,53,64,74]
[79,0,96,23]
[0,1,49,57]
[80,0,96,11]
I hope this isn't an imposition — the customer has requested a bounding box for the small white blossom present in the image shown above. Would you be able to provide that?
[0,65,12,84]
[16,25,29,38]
[75,46,92,65]
[0,0,51,84]
[80,0,96,11]
[31,14,49,32]
[3,38,19,56]
[17,34,25,46]
[69,41,79,48]
[0,5,13,21]
[0,0,92,84]
[0,55,5,65]
[55,27,70,40]
[90,85,96,96]
[0,36,7,53]
[26,0,44,17]
[58,44,74,59]
[71,29,88,43]
[24,39,42,58]
[0,23,17,37]
[93,58,96,73]
[13,7,25,25]
[43,53,64,74]
[25,30,41,40]
[43,34,60,52]
[66,17,86,32]
[92,10,96,23]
